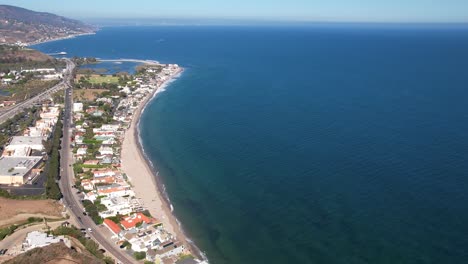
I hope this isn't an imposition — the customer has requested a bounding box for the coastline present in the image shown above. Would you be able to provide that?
[27,32,96,47]
[121,68,206,260]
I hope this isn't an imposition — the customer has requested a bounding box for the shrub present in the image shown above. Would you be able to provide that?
[133,251,146,260]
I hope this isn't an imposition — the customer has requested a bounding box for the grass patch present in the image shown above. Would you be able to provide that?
[73,89,109,101]
[76,74,119,85]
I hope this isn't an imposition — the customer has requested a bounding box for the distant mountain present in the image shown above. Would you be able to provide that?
[0,5,96,45]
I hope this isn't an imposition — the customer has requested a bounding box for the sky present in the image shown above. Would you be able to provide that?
[1,0,468,23]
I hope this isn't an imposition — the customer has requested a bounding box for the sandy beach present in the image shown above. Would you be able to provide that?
[120,69,202,258]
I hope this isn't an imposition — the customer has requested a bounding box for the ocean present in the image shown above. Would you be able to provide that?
[34,25,468,264]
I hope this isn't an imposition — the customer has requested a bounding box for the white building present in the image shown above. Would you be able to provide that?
[0,156,43,185]
[93,169,115,178]
[7,136,44,151]
[42,73,63,80]
[24,127,48,138]
[99,196,133,218]
[93,124,120,133]
[22,68,55,73]
[22,231,69,251]
[156,242,185,259]
[76,147,88,156]
[40,106,60,119]
[73,102,83,113]
[98,146,113,155]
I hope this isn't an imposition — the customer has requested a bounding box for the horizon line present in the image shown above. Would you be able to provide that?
[79,17,468,26]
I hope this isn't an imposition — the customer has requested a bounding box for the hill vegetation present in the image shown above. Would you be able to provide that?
[4,242,104,264]
[0,4,95,44]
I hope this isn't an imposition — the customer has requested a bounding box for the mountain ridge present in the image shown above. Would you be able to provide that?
[0,4,96,45]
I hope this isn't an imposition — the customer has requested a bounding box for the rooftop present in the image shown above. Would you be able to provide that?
[24,231,66,250]
[104,219,122,235]
[9,136,44,146]
[121,213,153,230]
[0,156,42,177]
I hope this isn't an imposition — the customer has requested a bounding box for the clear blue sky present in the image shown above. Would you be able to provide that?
[2,0,468,23]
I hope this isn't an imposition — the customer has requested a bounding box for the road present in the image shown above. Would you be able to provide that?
[59,79,137,264]
[0,58,75,125]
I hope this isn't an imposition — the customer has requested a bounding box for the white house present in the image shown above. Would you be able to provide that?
[98,146,113,155]
[76,147,88,156]
[93,169,115,178]
[99,196,133,218]
[73,103,84,113]
[22,231,69,251]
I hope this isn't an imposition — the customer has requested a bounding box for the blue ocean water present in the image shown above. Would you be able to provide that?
[35,25,468,264]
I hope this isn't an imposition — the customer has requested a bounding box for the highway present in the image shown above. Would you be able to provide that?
[0,58,75,125]
[59,77,136,264]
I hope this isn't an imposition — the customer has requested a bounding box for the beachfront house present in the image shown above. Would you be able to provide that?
[155,241,185,259]
[96,184,134,197]
[120,213,155,230]
[98,146,114,155]
[93,168,115,178]
[99,196,133,218]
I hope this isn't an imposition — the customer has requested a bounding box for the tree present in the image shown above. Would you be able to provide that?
[133,251,146,260]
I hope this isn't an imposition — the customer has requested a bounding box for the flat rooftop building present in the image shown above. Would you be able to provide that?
[0,156,42,185]
[23,231,69,251]
[8,136,44,151]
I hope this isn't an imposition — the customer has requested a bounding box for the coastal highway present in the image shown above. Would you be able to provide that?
[0,58,75,125]
[59,82,137,264]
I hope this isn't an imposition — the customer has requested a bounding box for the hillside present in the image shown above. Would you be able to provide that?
[4,242,104,264]
[0,5,96,45]
[0,45,53,63]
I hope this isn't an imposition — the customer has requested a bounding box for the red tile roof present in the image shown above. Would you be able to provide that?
[104,219,122,235]
[120,213,153,230]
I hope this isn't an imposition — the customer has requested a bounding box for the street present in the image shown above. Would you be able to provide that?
[58,69,137,264]
[0,58,75,125]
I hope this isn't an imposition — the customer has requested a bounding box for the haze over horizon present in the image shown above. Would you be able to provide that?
[1,0,468,23]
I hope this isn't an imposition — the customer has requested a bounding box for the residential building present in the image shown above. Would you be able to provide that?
[120,213,154,230]
[7,136,44,151]
[22,231,69,251]
[103,219,122,237]
[0,156,42,185]
[93,169,115,178]
[98,146,113,155]
[73,102,83,112]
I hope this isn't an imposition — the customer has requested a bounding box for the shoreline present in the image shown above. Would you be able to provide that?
[27,32,96,47]
[121,68,206,261]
